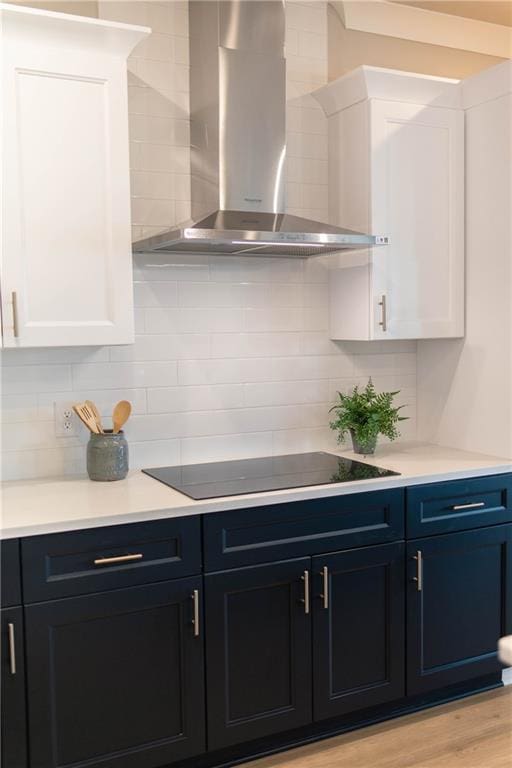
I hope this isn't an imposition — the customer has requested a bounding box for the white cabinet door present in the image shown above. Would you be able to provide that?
[370,100,464,340]
[1,9,147,347]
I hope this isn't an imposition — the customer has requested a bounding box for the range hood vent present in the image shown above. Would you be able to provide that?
[132,1,388,259]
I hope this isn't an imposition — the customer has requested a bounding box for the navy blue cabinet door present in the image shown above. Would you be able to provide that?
[25,578,205,768]
[407,525,512,695]
[205,558,312,750]
[312,542,405,721]
[1,607,27,768]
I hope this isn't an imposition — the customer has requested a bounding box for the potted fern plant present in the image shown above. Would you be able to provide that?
[329,378,408,455]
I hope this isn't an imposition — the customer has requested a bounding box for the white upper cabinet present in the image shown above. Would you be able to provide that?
[1,4,149,348]
[314,67,465,340]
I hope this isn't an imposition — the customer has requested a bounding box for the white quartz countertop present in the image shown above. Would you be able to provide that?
[2,443,511,539]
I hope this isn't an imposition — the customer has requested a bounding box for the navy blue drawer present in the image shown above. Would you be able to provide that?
[203,489,404,572]
[22,516,201,603]
[407,474,512,539]
[1,539,21,608]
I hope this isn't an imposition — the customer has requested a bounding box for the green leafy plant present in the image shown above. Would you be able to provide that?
[329,378,408,453]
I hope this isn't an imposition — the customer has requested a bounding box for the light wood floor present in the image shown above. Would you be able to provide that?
[240,688,512,768]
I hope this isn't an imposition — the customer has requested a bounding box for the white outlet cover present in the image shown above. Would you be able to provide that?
[54,401,78,437]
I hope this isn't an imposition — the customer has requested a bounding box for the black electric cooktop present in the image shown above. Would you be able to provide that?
[142,451,400,500]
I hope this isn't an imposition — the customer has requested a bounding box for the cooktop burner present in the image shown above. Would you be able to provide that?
[142,451,399,500]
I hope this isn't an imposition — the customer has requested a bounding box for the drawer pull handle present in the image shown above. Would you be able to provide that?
[451,502,486,511]
[300,570,310,615]
[320,566,329,610]
[93,553,143,566]
[8,623,16,675]
[192,589,200,637]
[413,550,423,592]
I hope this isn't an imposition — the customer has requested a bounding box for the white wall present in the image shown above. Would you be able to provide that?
[0,1,417,481]
[417,61,512,458]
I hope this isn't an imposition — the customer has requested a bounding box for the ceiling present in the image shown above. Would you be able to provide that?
[394,1,512,26]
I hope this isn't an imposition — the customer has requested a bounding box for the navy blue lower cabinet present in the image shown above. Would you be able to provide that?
[1,539,21,608]
[25,578,205,768]
[407,524,512,695]
[1,607,27,768]
[312,542,405,721]
[205,558,312,750]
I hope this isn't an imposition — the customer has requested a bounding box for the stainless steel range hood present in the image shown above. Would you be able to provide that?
[132,0,388,259]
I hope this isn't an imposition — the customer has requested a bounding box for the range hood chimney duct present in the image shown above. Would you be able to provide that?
[132,0,388,258]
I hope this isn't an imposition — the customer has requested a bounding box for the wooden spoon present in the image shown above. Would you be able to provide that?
[73,403,100,434]
[112,400,131,434]
[85,400,104,434]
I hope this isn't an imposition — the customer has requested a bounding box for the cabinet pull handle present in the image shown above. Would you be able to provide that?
[320,566,329,609]
[451,501,485,511]
[192,589,200,637]
[93,553,143,566]
[413,550,423,592]
[11,292,19,338]
[8,623,16,675]
[301,570,310,614]
[378,294,387,332]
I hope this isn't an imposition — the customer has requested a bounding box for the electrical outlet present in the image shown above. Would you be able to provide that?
[54,402,77,437]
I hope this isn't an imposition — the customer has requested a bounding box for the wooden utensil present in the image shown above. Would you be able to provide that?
[85,400,104,434]
[112,400,131,434]
[73,403,100,434]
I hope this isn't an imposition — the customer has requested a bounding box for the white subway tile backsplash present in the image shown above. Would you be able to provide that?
[244,308,304,333]
[180,432,274,465]
[210,333,302,359]
[177,282,244,308]
[209,256,304,284]
[242,284,305,308]
[72,362,178,390]
[300,332,341,356]
[148,385,245,414]
[2,365,72,395]
[0,1,417,480]
[145,308,244,334]
[130,439,180,469]
[352,353,417,377]
[1,394,43,424]
[70,389,148,417]
[2,421,71,452]
[131,197,176,227]
[109,334,210,362]
[138,143,190,174]
[133,253,210,282]
[244,380,329,408]
[0,347,109,366]
[133,281,179,308]
[272,426,338,455]
[302,307,328,332]
[178,355,354,386]
[1,448,75,482]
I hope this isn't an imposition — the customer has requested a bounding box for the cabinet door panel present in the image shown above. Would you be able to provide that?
[205,559,312,750]
[407,525,511,694]
[313,542,405,720]
[25,578,205,768]
[371,100,464,339]
[1,607,28,768]
[2,19,138,346]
